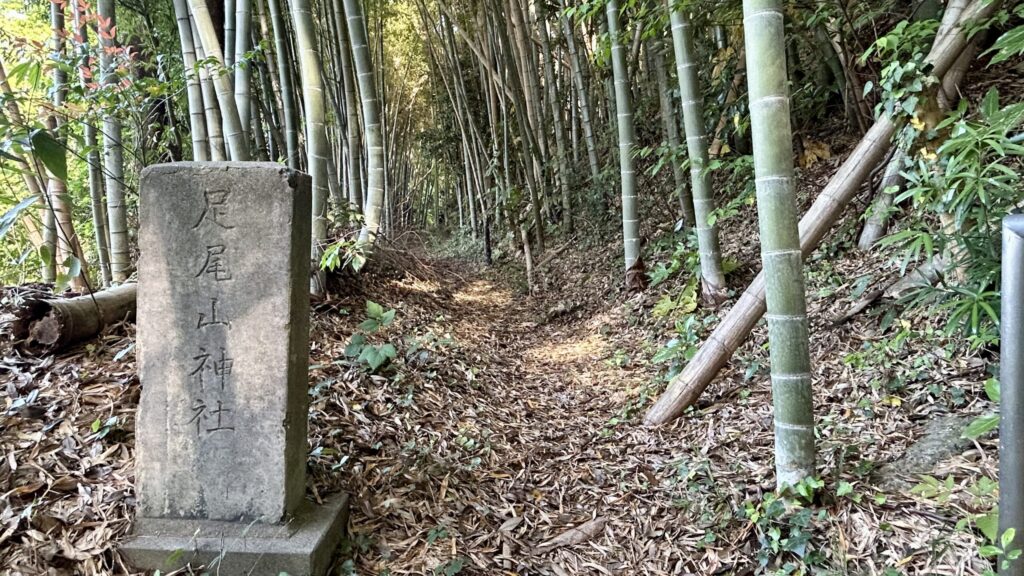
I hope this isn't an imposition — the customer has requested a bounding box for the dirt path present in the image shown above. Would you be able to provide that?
[311,256,989,576]
[311,266,700,575]
[0,254,991,575]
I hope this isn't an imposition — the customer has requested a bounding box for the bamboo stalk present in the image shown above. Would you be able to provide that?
[13,284,137,354]
[644,0,995,425]
[606,0,642,287]
[345,0,386,244]
[669,8,727,304]
[187,0,251,160]
[172,0,209,160]
[97,0,130,282]
[743,0,815,487]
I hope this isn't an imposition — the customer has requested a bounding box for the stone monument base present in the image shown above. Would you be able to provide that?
[122,494,349,576]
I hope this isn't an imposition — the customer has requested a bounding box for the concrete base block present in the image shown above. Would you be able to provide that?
[121,494,349,575]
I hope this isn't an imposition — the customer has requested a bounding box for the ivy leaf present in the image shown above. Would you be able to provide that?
[30,129,67,182]
[836,481,854,497]
[366,300,384,320]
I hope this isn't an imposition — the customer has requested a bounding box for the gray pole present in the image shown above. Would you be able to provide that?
[1001,214,1024,576]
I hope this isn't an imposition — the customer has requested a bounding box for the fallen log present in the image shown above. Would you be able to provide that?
[857,141,909,250]
[643,0,997,425]
[13,283,137,353]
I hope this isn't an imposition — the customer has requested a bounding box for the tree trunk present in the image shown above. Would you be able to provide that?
[187,0,251,160]
[13,284,137,354]
[344,0,385,244]
[651,37,693,226]
[191,15,228,161]
[560,2,600,186]
[267,0,300,168]
[288,0,329,294]
[536,3,571,234]
[71,0,111,287]
[172,0,210,160]
[234,0,253,145]
[858,140,909,249]
[48,0,87,290]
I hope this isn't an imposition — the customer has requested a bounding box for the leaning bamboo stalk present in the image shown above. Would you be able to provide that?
[191,15,227,161]
[644,0,994,425]
[858,139,909,249]
[187,0,251,160]
[13,284,137,354]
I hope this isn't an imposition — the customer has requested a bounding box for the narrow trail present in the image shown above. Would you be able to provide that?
[0,250,991,574]
[310,252,987,576]
[313,261,702,575]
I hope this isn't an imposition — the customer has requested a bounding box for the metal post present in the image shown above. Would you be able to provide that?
[1000,215,1024,576]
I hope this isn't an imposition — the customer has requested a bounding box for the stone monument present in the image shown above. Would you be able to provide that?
[122,163,348,575]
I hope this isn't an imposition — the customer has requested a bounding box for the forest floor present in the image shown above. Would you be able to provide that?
[0,214,1001,575]
[2,59,1016,576]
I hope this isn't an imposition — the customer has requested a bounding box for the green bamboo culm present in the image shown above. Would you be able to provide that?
[266,0,299,168]
[742,0,815,489]
[344,0,385,245]
[187,0,251,161]
[605,0,641,279]
[287,0,329,294]
[668,7,727,304]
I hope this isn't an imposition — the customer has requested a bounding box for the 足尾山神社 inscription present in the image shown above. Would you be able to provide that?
[122,162,348,576]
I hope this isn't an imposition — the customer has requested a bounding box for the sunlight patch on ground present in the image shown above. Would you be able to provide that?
[395,277,443,295]
[452,281,513,308]
[522,332,608,366]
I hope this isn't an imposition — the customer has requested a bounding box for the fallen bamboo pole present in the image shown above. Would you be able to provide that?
[13,283,137,353]
[644,0,998,425]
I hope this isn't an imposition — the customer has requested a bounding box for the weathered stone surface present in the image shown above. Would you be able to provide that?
[122,494,349,576]
[874,414,972,491]
[126,163,350,576]
[135,162,312,524]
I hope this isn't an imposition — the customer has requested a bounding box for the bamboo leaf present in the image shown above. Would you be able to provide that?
[30,129,67,182]
[0,196,39,238]
[962,413,999,439]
